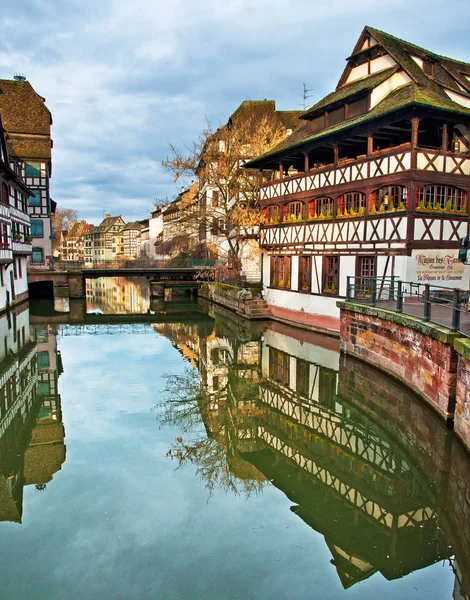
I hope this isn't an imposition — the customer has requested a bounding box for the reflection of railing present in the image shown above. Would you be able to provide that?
[346,276,470,335]
[55,258,219,270]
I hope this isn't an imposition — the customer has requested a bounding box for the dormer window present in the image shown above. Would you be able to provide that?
[307,95,368,134]
[423,60,434,77]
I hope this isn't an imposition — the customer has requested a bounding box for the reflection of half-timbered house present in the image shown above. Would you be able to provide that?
[251,325,449,587]
[247,27,470,330]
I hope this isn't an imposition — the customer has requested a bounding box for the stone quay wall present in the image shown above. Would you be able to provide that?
[339,301,470,453]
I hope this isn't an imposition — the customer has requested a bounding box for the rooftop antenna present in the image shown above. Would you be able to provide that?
[13,73,26,81]
[302,82,314,110]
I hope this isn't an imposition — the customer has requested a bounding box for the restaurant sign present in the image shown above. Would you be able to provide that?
[407,250,469,286]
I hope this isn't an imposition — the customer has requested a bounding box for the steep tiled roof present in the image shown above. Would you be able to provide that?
[246,28,470,168]
[0,79,52,160]
[94,216,125,233]
[302,67,398,118]
[6,136,51,160]
[122,221,144,231]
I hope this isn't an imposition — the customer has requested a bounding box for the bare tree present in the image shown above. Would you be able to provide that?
[157,365,266,497]
[162,106,291,270]
[51,207,79,251]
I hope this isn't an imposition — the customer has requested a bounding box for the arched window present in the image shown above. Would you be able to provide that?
[308,197,334,219]
[417,185,467,212]
[370,186,407,213]
[267,205,279,224]
[283,201,304,222]
[337,192,366,217]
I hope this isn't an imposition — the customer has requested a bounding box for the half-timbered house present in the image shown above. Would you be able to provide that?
[0,115,32,311]
[0,76,53,270]
[246,27,470,330]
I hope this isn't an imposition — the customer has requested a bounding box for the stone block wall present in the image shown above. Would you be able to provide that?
[454,338,470,450]
[340,302,459,422]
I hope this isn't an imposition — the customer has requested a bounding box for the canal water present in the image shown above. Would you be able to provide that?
[0,276,469,600]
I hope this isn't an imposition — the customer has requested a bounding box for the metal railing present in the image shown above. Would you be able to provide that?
[55,258,219,271]
[347,276,470,336]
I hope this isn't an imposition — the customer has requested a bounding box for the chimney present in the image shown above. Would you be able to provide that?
[105,213,111,218]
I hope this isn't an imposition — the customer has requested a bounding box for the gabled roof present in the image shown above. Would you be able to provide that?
[246,27,470,169]
[0,79,52,160]
[122,221,144,232]
[93,215,125,234]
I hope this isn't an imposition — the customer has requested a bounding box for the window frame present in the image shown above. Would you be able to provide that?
[322,255,340,295]
[298,255,312,293]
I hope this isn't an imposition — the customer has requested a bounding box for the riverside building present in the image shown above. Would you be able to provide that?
[247,27,470,331]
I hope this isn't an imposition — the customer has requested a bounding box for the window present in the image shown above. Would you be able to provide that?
[310,114,325,132]
[328,105,345,126]
[0,183,8,206]
[348,96,368,118]
[370,186,407,212]
[270,255,291,289]
[318,368,337,405]
[31,220,43,237]
[357,256,377,281]
[36,351,50,369]
[298,255,312,292]
[283,201,304,222]
[37,381,51,395]
[296,360,310,397]
[323,256,339,294]
[18,258,22,279]
[212,190,219,207]
[269,347,290,386]
[423,60,434,76]
[417,185,467,212]
[26,162,41,177]
[31,247,44,264]
[35,326,48,342]
[309,197,334,219]
[1,223,8,246]
[266,205,279,224]
[29,190,41,206]
[338,192,366,216]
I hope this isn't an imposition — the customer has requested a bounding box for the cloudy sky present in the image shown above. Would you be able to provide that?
[0,0,468,224]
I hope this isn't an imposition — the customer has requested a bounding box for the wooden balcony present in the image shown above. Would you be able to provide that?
[12,240,32,255]
[260,146,470,202]
[0,245,13,264]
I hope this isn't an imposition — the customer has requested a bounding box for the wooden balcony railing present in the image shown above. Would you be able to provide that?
[261,146,470,202]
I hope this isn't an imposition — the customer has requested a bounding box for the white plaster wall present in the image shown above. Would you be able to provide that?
[148,215,163,259]
[370,54,396,74]
[370,71,412,108]
[30,217,53,267]
[263,328,340,370]
[445,89,470,109]
[240,239,260,280]
[411,55,424,68]
[339,256,356,296]
[15,258,28,296]
[291,256,299,291]
[346,54,396,84]
[346,62,369,83]
[311,256,322,294]
[264,287,341,318]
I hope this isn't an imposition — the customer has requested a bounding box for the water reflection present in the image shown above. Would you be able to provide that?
[0,306,65,524]
[160,304,469,597]
[1,283,469,599]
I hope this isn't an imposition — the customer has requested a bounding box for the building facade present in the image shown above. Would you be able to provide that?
[0,116,32,311]
[122,221,144,259]
[89,215,125,263]
[0,77,53,270]
[60,220,93,262]
[247,27,470,329]
[197,100,303,278]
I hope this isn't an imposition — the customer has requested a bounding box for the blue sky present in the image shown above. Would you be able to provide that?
[0,0,468,224]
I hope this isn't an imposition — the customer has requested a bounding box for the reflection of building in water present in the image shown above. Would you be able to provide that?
[252,324,449,587]
[153,322,201,367]
[0,312,65,524]
[179,310,456,590]
[86,277,150,314]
